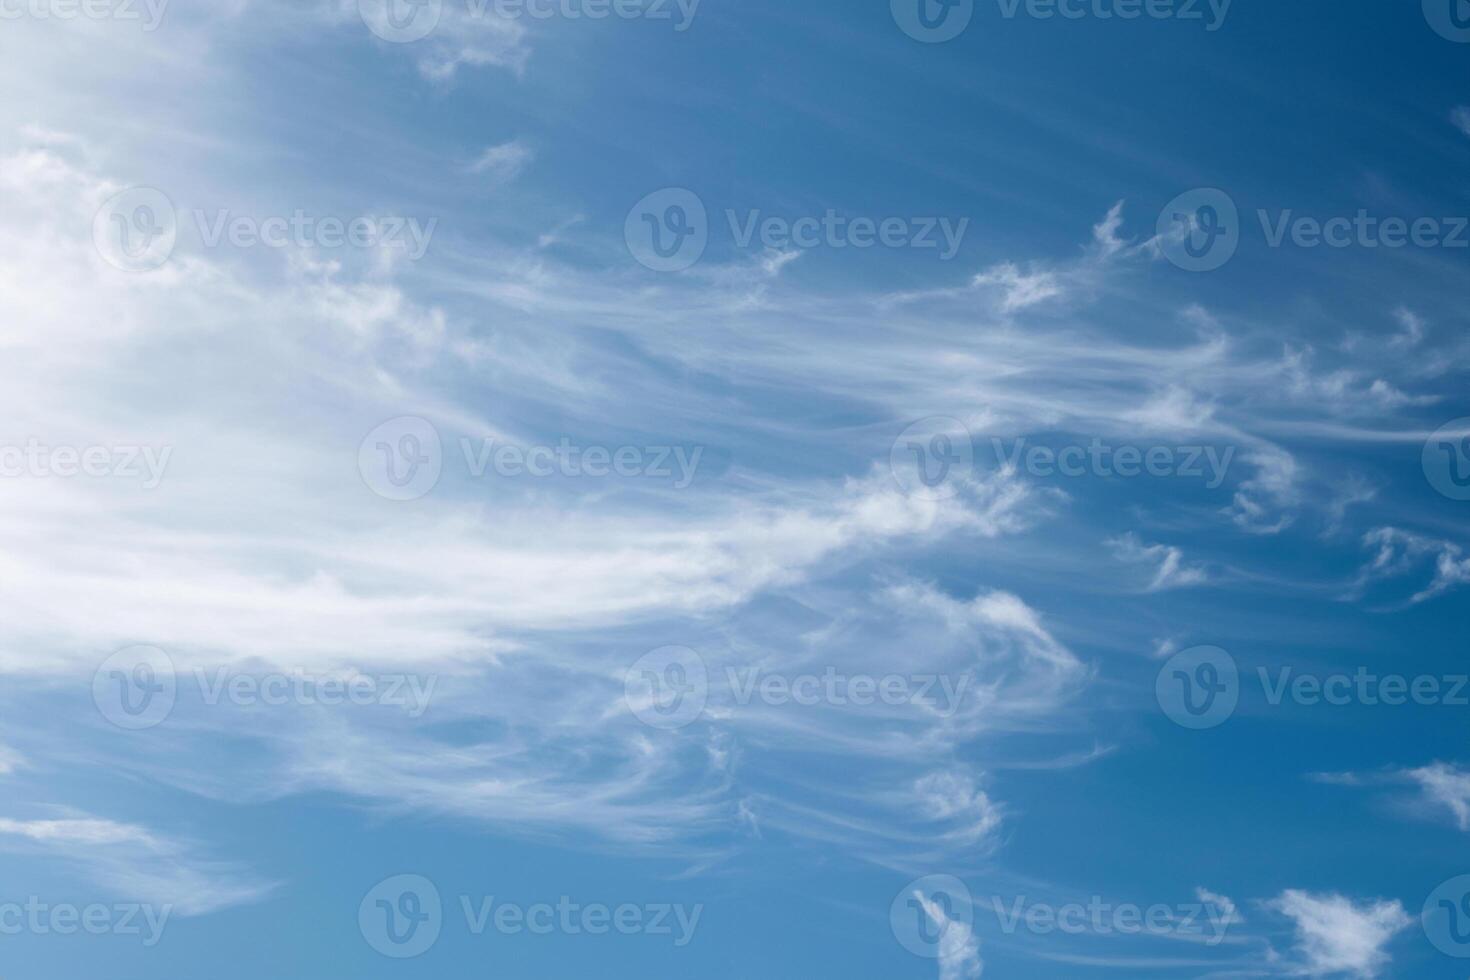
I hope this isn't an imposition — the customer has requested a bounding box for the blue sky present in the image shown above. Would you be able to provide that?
[1,0,1469,977]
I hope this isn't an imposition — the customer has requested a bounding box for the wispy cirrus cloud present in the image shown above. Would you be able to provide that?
[0,813,275,915]
[468,138,534,183]
[1106,534,1209,592]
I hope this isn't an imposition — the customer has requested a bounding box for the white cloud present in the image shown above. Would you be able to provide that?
[914,889,983,980]
[468,138,534,183]
[913,770,1003,846]
[972,262,1063,312]
[1196,887,1242,927]
[1406,763,1470,830]
[1452,106,1470,139]
[1348,528,1470,605]
[0,814,275,915]
[1107,534,1208,591]
[1266,890,1410,978]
